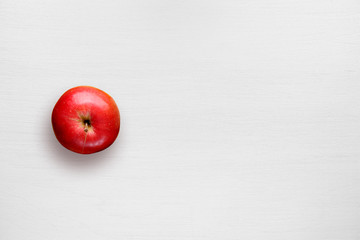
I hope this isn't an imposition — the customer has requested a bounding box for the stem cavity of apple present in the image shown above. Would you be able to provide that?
[83,119,90,133]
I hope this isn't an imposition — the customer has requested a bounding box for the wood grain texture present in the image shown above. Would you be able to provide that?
[0,0,359,239]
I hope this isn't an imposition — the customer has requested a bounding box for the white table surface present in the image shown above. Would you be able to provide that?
[1,0,359,239]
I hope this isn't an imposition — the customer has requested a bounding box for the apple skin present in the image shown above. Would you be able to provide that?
[52,86,120,154]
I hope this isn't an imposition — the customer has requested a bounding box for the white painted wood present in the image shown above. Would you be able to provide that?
[0,0,359,239]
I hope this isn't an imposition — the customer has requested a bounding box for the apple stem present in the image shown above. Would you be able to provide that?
[84,122,89,132]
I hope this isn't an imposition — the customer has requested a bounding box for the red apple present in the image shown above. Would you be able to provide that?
[52,86,120,154]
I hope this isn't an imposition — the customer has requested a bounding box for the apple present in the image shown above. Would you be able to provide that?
[52,86,120,154]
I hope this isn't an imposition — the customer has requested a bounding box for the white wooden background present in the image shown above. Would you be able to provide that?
[0,0,359,239]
